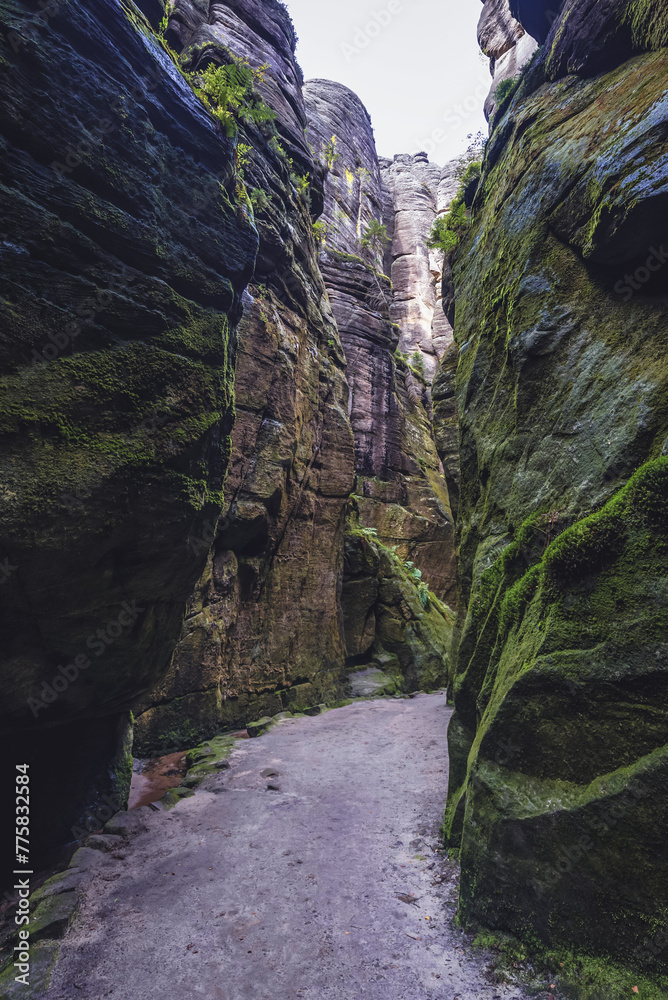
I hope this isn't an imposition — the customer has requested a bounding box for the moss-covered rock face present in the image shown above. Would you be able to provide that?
[447,0,668,971]
[342,523,453,693]
[0,0,256,857]
[132,1,357,752]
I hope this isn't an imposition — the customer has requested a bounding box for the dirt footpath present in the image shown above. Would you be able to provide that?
[47,695,526,1000]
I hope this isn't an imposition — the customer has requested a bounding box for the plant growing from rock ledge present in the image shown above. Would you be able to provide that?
[455,131,487,180]
[192,58,276,138]
[323,134,339,170]
[360,218,390,258]
[312,219,327,247]
[268,134,287,160]
[427,201,468,254]
[410,350,426,377]
[157,1,175,38]
[290,170,310,198]
[249,187,270,215]
[427,160,481,257]
[494,76,520,107]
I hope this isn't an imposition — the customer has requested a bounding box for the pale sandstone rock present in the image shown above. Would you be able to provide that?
[478,0,539,120]
[305,83,456,606]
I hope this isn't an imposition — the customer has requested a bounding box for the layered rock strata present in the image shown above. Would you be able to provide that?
[0,0,256,862]
[133,3,356,752]
[380,154,459,377]
[304,82,456,626]
[445,0,668,968]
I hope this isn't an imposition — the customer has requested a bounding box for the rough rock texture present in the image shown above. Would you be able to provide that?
[304,82,456,606]
[0,0,255,863]
[509,0,561,43]
[445,0,668,969]
[133,4,356,752]
[478,0,538,120]
[432,342,460,521]
[342,529,452,692]
[380,154,459,377]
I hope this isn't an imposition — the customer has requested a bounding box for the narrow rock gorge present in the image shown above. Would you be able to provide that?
[1,0,667,993]
[0,0,455,850]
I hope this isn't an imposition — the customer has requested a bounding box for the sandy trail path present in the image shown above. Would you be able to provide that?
[47,694,525,1000]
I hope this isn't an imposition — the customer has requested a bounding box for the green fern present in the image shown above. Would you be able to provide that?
[194,59,276,139]
[312,219,327,246]
[249,188,270,213]
[291,172,310,197]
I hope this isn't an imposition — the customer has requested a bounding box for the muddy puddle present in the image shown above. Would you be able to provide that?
[128,751,187,810]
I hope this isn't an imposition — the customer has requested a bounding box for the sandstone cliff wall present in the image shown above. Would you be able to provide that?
[133,1,356,751]
[304,82,456,608]
[445,0,668,968]
[380,154,458,378]
[0,0,257,857]
[478,0,538,120]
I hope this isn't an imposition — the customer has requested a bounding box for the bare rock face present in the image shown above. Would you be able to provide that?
[304,81,456,610]
[478,0,538,120]
[0,0,256,863]
[380,154,459,378]
[133,1,356,751]
[478,0,525,58]
[432,342,460,521]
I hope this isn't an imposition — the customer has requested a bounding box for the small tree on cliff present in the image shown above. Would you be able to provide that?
[358,220,392,314]
[360,219,390,260]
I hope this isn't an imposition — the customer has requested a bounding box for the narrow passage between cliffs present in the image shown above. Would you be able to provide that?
[47,696,528,1000]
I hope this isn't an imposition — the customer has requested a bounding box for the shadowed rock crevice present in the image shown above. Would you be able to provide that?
[132,1,356,754]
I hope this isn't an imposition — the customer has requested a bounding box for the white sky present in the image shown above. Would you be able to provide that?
[284,0,490,165]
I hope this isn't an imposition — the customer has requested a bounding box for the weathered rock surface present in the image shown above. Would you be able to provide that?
[478,0,538,120]
[380,154,459,377]
[342,529,452,692]
[0,0,255,863]
[304,82,456,609]
[445,0,668,969]
[133,3,356,752]
[432,342,460,521]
